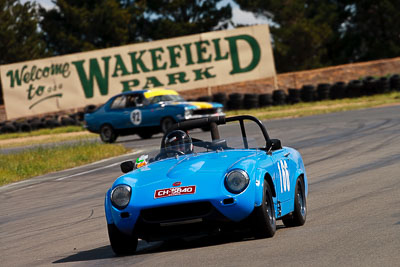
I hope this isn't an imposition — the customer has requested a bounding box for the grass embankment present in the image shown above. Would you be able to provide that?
[0,125,85,140]
[0,141,130,186]
[0,126,96,149]
[226,91,400,120]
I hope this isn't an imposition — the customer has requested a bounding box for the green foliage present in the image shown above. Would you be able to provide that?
[0,0,48,65]
[338,0,400,63]
[39,0,131,55]
[235,0,342,72]
[35,0,232,55]
[235,0,400,72]
[132,0,232,40]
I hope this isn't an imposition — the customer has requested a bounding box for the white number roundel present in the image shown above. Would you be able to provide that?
[130,109,142,125]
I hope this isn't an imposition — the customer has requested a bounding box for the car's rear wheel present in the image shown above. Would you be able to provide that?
[282,177,307,227]
[107,224,138,256]
[252,180,276,238]
[100,124,118,143]
[161,117,175,133]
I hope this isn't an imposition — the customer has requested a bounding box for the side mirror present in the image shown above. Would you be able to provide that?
[120,161,134,173]
[270,139,282,150]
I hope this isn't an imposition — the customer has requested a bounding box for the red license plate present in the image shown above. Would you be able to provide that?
[154,185,196,199]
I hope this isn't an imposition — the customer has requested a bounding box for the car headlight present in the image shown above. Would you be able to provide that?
[184,109,193,118]
[224,169,250,194]
[111,185,131,210]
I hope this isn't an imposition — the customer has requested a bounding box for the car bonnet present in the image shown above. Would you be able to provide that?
[120,150,259,187]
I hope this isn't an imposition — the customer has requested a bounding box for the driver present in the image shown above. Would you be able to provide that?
[134,130,193,166]
[163,130,193,154]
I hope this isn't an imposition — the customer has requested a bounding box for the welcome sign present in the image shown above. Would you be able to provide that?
[0,25,275,119]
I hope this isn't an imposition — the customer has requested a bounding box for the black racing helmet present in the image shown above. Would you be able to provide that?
[164,130,193,154]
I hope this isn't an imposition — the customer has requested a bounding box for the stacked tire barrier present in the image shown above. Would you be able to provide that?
[1,74,399,135]
[196,74,400,111]
[0,111,85,134]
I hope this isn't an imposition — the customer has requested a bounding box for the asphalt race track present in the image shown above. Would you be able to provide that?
[1,105,400,266]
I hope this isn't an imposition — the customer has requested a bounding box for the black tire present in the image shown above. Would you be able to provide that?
[19,122,32,132]
[212,93,227,106]
[346,80,362,98]
[390,74,400,91]
[84,104,97,114]
[362,77,376,96]
[378,77,390,93]
[272,89,287,105]
[161,117,175,133]
[44,119,61,129]
[317,83,331,100]
[137,131,153,139]
[282,178,307,227]
[243,94,258,109]
[287,89,301,104]
[61,116,76,126]
[75,111,85,122]
[300,85,315,102]
[30,120,45,130]
[228,93,243,110]
[259,93,273,107]
[100,124,118,143]
[197,96,212,102]
[330,81,347,99]
[252,181,276,238]
[1,123,17,134]
[107,224,138,256]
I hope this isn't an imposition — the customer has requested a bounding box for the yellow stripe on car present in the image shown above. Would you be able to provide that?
[189,102,213,109]
[144,88,179,98]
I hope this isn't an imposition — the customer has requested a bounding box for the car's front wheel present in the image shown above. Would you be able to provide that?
[252,180,276,238]
[100,124,118,143]
[161,117,175,133]
[107,224,138,256]
[282,177,307,227]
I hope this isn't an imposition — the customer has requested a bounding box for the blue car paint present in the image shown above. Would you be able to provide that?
[84,90,224,134]
[105,147,307,236]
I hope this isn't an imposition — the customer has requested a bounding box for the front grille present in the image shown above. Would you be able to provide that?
[192,108,217,115]
[140,202,213,223]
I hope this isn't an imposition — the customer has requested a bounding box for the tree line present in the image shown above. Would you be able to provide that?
[1,0,399,102]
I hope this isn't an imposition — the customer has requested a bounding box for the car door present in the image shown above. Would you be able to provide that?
[113,93,153,129]
[271,147,294,204]
[106,95,129,129]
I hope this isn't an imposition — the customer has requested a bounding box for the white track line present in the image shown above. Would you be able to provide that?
[56,162,121,181]
[55,150,144,181]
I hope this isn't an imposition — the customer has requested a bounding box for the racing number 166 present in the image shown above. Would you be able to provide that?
[277,160,290,193]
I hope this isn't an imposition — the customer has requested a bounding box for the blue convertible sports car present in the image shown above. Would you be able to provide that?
[105,115,308,255]
[84,88,224,143]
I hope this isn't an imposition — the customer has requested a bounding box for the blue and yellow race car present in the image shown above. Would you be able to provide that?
[105,115,308,255]
[84,88,224,142]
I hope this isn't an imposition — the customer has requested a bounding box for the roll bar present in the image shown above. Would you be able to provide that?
[164,115,272,150]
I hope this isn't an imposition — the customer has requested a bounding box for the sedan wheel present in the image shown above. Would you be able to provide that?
[100,124,118,143]
[161,117,175,133]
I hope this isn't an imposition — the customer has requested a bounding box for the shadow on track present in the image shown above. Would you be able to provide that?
[53,226,286,264]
